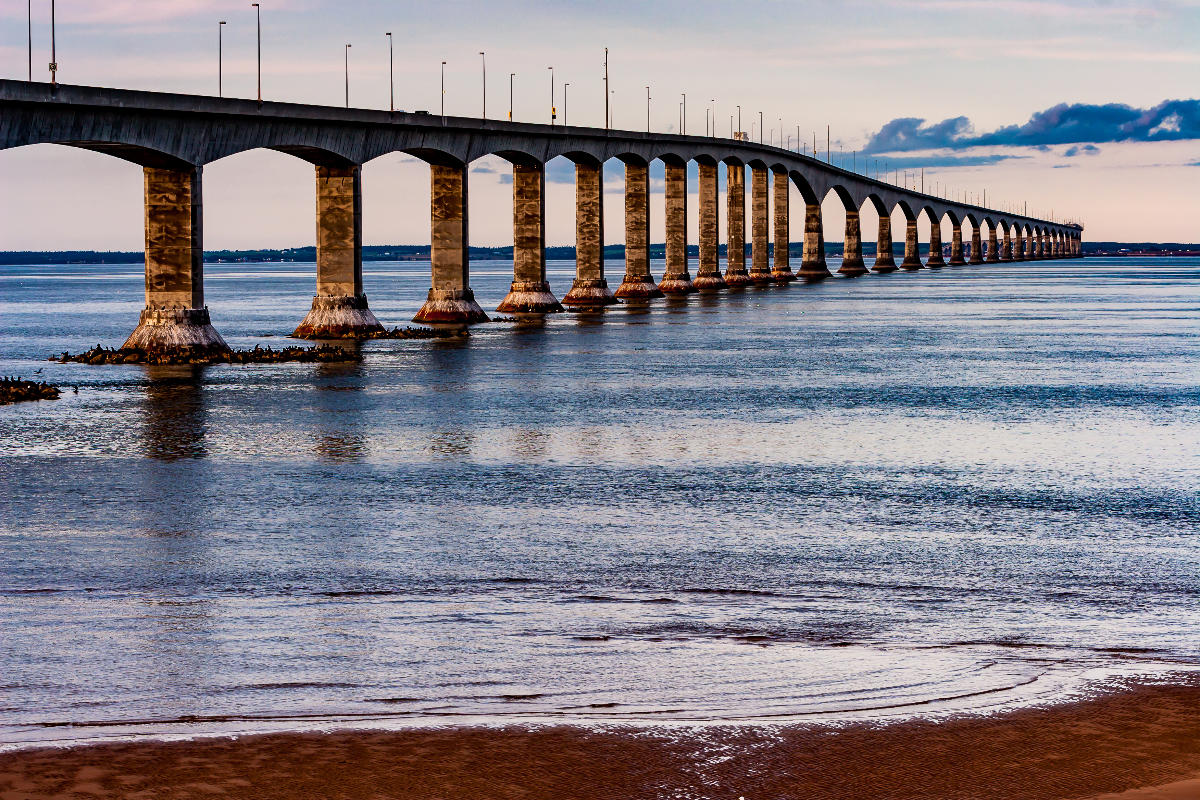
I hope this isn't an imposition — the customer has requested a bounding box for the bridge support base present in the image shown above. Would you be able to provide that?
[414,288,489,324]
[122,307,229,356]
[498,281,564,314]
[562,278,618,308]
[294,294,384,338]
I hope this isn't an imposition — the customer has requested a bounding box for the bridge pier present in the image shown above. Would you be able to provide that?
[724,164,752,287]
[658,162,696,294]
[294,165,385,338]
[873,214,897,273]
[615,161,663,299]
[562,161,617,308]
[986,227,1001,262]
[413,163,488,324]
[771,168,795,282]
[901,218,923,270]
[926,221,946,268]
[123,166,229,356]
[949,223,966,266]
[749,166,773,285]
[693,162,726,291]
[1001,229,1013,261]
[498,163,562,314]
[798,203,831,281]
[1026,233,1036,260]
[837,211,868,276]
[969,227,984,265]
[1013,231,1025,261]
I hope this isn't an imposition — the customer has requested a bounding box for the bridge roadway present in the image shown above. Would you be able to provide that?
[0,80,1083,353]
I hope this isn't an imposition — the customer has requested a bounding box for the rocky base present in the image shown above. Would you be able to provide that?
[771,269,797,283]
[496,281,564,314]
[413,289,490,324]
[615,278,665,299]
[837,260,870,277]
[121,307,231,357]
[692,273,728,291]
[748,270,774,285]
[293,294,385,339]
[561,278,619,308]
[52,344,360,366]
[872,261,898,274]
[723,271,754,288]
[926,255,946,269]
[0,377,60,405]
[658,274,697,295]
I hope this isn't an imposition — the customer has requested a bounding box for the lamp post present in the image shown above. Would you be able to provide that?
[681,93,686,134]
[440,60,446,123]
[386,33,393,112]
[603,47,609,130]
[49,0,56,86]
[251,3,261,103]
[759,111,763,144]
[548,66,555,125]
[27,0,32,81]
[736,105,741,137]
[645,86,650,132]
[344,43,351,108]
[563,83,569,125]
[508,72,514,121]
[218,21,226,97]
[479,51,486,118]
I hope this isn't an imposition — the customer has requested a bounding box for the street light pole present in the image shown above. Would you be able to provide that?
[27,0,32,81]
[603,47,609,130]
[645,86,650,132]
[344,43,351,108]
[759,111,763,144]
[548,66,554,125]
[736,105,741,137]
[440,60,446,123]
[479,51,486,118]
[509,72,514,121]
[251,3,261,103]
[386,33,393,112]
[563,83,569,125]
[681,93,686,134]
[218,21,226,97]
[49,0,56,86]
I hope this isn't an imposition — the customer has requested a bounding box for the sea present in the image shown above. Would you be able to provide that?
[1,255,1198,750]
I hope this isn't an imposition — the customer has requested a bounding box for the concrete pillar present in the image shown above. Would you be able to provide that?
[948,224,966,266]
[414,163,488,323]
[969,226,984,265]
[799,202,831,280]
[694,162,726,291]
[873,212,897,273]
[901,218,922,270]
[926,219,946,268]
[837,210,868,276]
[122,166,229,355]
[724,163,752,287]
[771,168,794,282]
[749,166,772,284]
[497,163,562,314]
[986,227,1000,263]
[658,161,696,294]
[1026,231,1036,260]
[1001,228,1013,261]
[1035,232,1045,259]
[1013,230,1024,261]
[562,161,617,307]
[294,165,385,338]
[1056,233,1065,258]
[615,161,663,299]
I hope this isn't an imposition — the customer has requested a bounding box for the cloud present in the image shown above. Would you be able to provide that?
[1063,144,1101,157]
[864,99,1200,153]
[869,154,1028,169]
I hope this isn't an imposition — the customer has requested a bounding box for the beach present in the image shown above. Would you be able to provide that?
[3,677,1200,799]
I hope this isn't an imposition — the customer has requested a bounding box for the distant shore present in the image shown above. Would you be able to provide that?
[3,676,1199,799]
[2,243,1198,265]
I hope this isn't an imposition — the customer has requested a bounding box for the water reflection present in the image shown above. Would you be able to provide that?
[313,348,368,463]
[139,366,208,461]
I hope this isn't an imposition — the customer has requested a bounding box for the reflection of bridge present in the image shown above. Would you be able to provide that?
[1,81,1083,353]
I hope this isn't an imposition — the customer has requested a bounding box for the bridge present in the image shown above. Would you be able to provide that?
[0,80,1083,354]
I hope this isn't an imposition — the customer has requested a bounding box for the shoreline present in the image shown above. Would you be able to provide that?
[3,677,1200,799]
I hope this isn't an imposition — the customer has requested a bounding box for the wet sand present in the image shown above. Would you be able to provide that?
[3,680,1200,800]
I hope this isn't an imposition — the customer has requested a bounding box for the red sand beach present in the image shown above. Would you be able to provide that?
[3,679,1200,800]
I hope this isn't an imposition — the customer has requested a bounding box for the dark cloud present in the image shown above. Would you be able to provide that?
[864,99,1200,153]
[865,154,1026,169]
[1063,144,1101,157]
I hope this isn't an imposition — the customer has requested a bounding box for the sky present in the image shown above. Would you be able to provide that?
[2,0,1199,250]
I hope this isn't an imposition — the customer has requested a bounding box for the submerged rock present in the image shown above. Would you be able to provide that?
[50,344,362,366]
[0,377,61,405]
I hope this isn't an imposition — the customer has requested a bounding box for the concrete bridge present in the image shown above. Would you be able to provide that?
[0,80,1083,353]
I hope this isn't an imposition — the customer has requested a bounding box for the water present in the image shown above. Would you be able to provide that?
[2,257,1199,749]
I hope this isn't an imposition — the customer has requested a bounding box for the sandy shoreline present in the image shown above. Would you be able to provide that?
[3,679,1200,799]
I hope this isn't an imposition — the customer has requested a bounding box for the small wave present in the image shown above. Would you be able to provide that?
[317,590,398,598]
[242,682,361,691]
